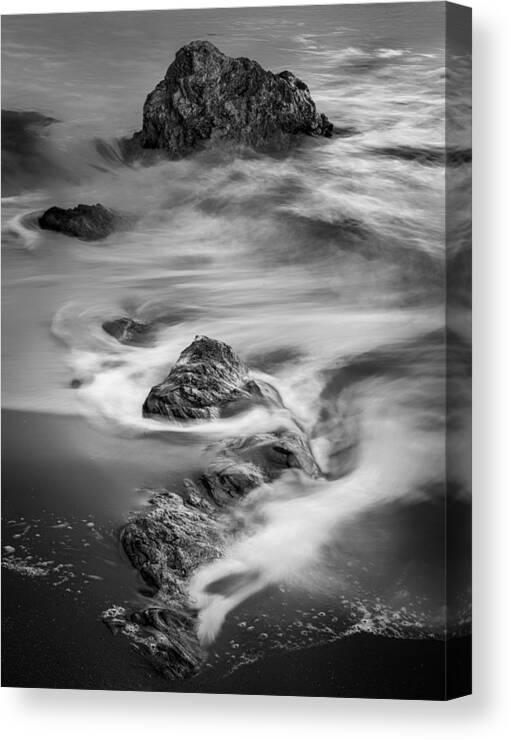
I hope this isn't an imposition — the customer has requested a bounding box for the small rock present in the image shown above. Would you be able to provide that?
[39,203,132,241]
[102,317,151,344]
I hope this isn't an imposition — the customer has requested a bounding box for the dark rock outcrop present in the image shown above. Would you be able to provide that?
[200,430,321,505]
[102,317,151,344]
[130,605,203,680]
[106,488,223,679]
[104,489,218,677]
[121,489,223,596]
[39,203,130,241]
[143,334,283,421]
[105,337,329,680]
[110,430,319,677]
[129,40,333,158]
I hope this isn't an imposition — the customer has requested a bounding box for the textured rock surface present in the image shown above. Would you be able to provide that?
[102,317,151,344]
[109,430,320,678]
[121,489,223,595]
[39,203,130,241]
[105,489,223,679]
[106,337,325,680]
[130,40,333,157]
[200,430,321,505]
[143,334,283,421]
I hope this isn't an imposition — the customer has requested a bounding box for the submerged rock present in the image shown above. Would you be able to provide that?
[200,430,321,505]
[371,145,472,167]
[39,203,130,241]
[130,40,333,158]
[2,110,62,197]
[103,601,205,681]
[143,334,282,421]
[312,397,359,479]
[333,125,360,138]
[102,317,151,344]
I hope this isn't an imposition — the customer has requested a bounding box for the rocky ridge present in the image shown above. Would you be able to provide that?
[104,336,322,679]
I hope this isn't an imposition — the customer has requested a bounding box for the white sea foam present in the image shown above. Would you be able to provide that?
[189,374,446,644]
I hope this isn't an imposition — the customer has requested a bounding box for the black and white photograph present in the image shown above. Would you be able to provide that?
[1,1,472,700]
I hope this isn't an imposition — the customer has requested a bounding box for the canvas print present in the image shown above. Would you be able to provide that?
[1,2,471,699]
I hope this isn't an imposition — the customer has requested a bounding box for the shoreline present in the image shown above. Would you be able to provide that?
[2,407,471,697]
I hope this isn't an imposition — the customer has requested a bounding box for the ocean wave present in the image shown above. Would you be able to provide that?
[189,367,448,644]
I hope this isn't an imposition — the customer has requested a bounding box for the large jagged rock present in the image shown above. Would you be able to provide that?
[129,40,333,158]
[143,334,282,421]
[39,203,131,241]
